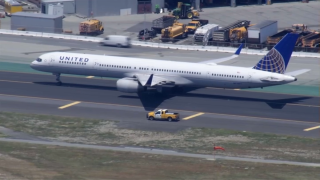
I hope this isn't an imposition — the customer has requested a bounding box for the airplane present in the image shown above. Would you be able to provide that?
[30,33,310,94]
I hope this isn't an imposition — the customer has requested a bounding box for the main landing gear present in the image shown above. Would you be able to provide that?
[54,73,62,86]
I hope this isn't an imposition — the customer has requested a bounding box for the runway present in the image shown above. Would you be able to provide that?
[0,71,319,138]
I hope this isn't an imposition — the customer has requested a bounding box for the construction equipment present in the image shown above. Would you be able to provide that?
[266,29,294,50]
[186,19,208,34]
[229,24,255,43]
[292,24,308,33]
[267,24,311,50]
[212,20,250,43]
[4,0,23,17]
[301,32,320,48]
[79,19,104,36]
[138,28,157,40]
[170,3,199,19]
[160,22,188,42]
[152,15,176,34]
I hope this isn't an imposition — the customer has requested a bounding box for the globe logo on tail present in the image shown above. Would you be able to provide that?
[253,48,286,74]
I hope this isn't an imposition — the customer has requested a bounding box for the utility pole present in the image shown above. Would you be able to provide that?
[39,0,42,13]
[143,2,146,41]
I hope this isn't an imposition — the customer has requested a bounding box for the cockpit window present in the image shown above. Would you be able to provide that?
[36,58,42,62]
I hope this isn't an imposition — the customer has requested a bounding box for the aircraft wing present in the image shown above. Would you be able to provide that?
[285,69,311,76]
[197,43,244,65]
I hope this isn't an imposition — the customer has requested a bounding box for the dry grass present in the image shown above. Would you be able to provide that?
[0,141,319,180]
[0,112,319,163]
[0,132,6,138]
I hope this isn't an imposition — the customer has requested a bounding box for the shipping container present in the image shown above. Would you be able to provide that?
[48,4,63,16]
[11,12,63,33]
[247,20,278,44]
[42,0,75,14]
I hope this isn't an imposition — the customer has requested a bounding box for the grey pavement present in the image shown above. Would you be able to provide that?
[0,2,319,39]
[0,138,319,167]
[0,71,319,138]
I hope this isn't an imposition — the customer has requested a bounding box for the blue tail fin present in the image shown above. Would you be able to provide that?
[253,33,299,74]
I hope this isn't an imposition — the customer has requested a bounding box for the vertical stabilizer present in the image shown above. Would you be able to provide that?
[253,33,299,74]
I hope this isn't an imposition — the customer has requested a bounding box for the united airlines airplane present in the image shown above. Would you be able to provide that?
[30,33,310,94]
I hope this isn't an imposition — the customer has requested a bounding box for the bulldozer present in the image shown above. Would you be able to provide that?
[160,22,188,42]
[79,19,104,36]
[170,2,199,20]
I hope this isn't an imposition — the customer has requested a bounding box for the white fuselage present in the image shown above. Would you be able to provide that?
[30,52,296,89]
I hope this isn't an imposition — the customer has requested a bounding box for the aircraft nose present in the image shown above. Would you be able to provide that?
[30,61,36,69]
[294,77,297,81]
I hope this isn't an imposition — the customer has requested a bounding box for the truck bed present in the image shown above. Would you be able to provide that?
[152,15,175,33]
[212,20,250,42]
[267,29,293,45]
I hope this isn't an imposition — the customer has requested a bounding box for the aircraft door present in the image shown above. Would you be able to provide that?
[247,71,253,82]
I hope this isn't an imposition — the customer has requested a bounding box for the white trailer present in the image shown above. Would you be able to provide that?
[193,24,219,44]
[247,20,278,44]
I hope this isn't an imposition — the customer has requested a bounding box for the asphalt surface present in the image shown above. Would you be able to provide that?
[0,71,319,138]
[1,138,319,167]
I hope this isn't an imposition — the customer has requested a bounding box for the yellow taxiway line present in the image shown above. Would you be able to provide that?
[58,101,81,109]
[304,126,320,132]
[86,76,94,78]
[183,112,205,120]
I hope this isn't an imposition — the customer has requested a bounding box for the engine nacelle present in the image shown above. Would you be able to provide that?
[116,78,143,93]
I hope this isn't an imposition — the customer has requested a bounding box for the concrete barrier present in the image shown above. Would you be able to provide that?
[0,29,319,58]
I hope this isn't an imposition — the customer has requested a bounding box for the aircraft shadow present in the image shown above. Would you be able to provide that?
[32,81,312,111]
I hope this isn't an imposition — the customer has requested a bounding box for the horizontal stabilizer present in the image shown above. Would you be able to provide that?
[198,43,243,64]
[285,69,310,76]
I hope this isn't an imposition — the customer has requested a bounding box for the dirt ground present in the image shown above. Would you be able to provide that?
[0,112,319,163]
[0,141,319,180]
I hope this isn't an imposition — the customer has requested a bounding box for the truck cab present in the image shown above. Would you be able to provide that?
[146,109,180,121]
[186,21,201,34]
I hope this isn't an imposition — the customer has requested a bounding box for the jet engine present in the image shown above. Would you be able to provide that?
[116,78,143,93]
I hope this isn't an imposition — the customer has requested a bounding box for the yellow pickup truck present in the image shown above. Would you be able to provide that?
[146,109,180,121]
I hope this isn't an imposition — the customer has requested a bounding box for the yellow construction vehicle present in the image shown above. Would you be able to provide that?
[170,2,199,19]
[79,19,104,36]
[229,24,255,43]
[4,0,23,17]
[160,22,188,42]
[186,19,208,34]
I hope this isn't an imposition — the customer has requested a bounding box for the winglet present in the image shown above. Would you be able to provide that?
[145,74,153,86]
[235,43,244,55]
